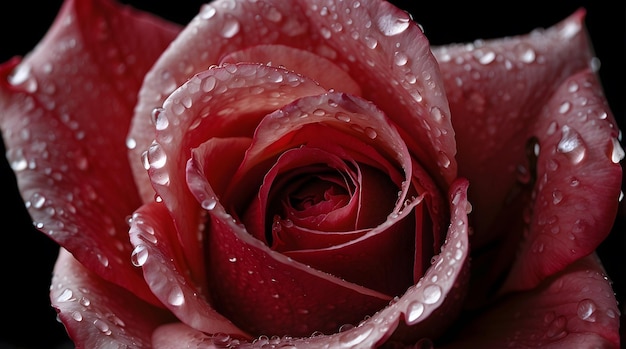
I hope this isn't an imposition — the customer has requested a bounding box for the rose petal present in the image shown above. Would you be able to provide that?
[131,0,456,204]
[433,9,622,296]
[432,10,593,247]
[128,201,249,338]
[441,254,620,348]
[51,249,174,348]
[502,69,623,292]
[146,64,325,289]
[0,0,179,305]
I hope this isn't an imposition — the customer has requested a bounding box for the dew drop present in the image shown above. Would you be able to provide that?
[557,125,586,164]
[363,35,378,49]
[377,13,410,36]
[201,197,217,210]
[338,322,374,346]
[393,51,408,66]
[131,244,149,267]
[147,142,167,169]
[609,138,625,164]
[221,17,240,38]
[71,311,83,322]
[406,301,425,324]
[552,190,563,205]
[422,284,442,304]
[168,285,185,306]
[364,127,377,139]
[516,44,536,63]
[93,319,112,336]
[57,288,74,302]
[577,299,597,322]
[558,101,571,114]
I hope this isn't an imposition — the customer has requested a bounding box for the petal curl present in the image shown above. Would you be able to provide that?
[51,249,174,349]
[0,0,180,306]
[128,201,249,338]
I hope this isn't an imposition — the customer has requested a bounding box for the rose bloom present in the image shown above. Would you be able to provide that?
[0,0,623,348]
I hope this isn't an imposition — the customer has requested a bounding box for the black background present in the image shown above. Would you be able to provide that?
[0,1,623,348]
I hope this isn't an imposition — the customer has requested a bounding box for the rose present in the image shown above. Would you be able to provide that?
[0,0,622,348]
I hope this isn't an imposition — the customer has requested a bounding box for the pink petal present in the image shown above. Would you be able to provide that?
[502,69,622,292]
[128,201,249,338]
[0,0,179,306]
[431,9,592,247]
[145,64,325,289]
[51,249,174,348]
[442,254,620,348]
[130,0,456,204]
[433,9,622,296]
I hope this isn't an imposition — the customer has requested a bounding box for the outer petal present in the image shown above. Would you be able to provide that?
[432,9,595,247]
[502,69,622,291]
[0,0,180,305]
[441,254,620,349]
[130,0,456,204]
[51,249,174,349]
[433,10,622,293]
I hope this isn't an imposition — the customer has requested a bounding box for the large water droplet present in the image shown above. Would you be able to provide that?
[577,299,597,322]
[168,285,185,306]
[406,301,425,324]
[421,284,442,304]
[147,142,167,169]
[377,13,410,36]
[338,322,374,346]
[221,17,240,38]
[131,244,149,267]
[557,125,586,164]
[609,138,625,164]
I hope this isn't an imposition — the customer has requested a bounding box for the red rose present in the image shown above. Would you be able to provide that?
[0,0,622,348]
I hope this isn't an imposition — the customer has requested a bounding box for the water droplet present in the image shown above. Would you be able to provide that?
[147,142,167,169]
[474,49,495,65]
[394,51,408,66]
[515,44,536,63]
[151,107,169,130]
[406,301,425,324]
[168,285,185,306]
[421,284,442,304]
[93,319,112,335]
[557,125,586,164]
[363,35,378,49]
[577,299,597,322]
[57,288,74,302]
[558,101,571,114]
[221,17,240,38]
[377,13,410,36]
[71,311,83,322]
[9,63,38,92]
[131,244,149,267]
[201,197,217,210]
[338,322,374,346]
[609,138,624,164]
[364,127,377,139]
[437,151,451,168]
[552,190,563,205]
